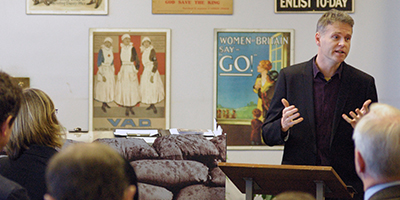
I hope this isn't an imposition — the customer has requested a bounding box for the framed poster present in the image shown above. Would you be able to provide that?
[213,29,294,146]
[89,28,171,132]
[26,0,108,15]
[152,0,233,15]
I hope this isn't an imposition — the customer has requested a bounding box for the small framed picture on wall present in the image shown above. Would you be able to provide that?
[89,28,171,132]
[213,28,294,147]
[26,0,108,15]
[12,77,30,89]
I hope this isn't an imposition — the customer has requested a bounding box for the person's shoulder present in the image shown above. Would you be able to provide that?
[24,145,58,158]
[280,58,313,75]
[369,184,400,200]
[343,62,375,80]
[0,175,30,200]
[0,175,19,189]
[0,154,8,162]
[0,155,10,171]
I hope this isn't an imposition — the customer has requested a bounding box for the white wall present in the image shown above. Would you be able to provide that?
[2,1,399,199]
[1,1,399,131]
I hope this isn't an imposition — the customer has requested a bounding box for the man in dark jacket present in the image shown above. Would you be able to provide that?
[262,9,378,200]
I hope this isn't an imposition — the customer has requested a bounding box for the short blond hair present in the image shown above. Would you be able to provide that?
[316,9,354,33]
[6,88,64,159]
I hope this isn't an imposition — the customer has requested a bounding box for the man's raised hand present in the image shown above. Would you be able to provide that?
[281,98,304,132]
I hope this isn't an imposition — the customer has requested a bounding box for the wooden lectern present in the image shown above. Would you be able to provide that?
[218,162,355,200]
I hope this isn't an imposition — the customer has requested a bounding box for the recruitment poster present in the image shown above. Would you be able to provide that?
[89,28,171,131]
[213,29,294,146]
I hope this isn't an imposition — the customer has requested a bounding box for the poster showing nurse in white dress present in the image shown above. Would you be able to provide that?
[90,29,170,131]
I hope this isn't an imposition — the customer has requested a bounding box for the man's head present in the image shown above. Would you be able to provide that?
[316,9,354,34]
[353,103,400,190]
[315,9,354,68]
[0,71,22,149]
[45,143,137,200]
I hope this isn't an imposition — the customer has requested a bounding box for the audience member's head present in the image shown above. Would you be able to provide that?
[45,143,137,200]
[5,88,64,159]
[0,71,22,150]
[353,103,400,190]
[273,191,316,200]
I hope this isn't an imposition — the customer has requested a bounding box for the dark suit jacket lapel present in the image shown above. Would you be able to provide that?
[331,62,351,147]
[302,59,316,147]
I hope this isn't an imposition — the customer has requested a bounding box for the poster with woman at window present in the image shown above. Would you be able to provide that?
[213,29,294,146]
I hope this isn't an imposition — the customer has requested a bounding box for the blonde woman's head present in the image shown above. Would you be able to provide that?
[6,88,64,159]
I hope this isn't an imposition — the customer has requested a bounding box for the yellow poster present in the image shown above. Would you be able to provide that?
[152,0,233,15]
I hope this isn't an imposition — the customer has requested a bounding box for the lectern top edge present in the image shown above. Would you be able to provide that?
[218,162,334,171]
[218,162,354,199]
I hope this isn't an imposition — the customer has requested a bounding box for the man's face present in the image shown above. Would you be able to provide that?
[316,22,352,66]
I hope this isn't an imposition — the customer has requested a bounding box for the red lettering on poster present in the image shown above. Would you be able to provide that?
[208,1,220,4]
[178,1,191,4]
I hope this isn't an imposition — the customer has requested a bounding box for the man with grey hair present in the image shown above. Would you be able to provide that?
[353,103,400,200]
[262,9,378,200]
